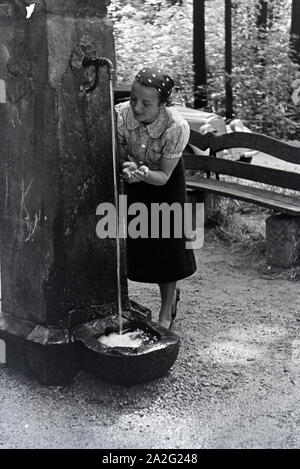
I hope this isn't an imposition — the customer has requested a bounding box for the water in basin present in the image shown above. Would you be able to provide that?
[98,328,158,348]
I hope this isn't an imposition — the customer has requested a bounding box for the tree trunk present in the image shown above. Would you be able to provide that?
[225,0,233,120]
[254,0,269,74]
[193,0,207,108]
[291,0,300,66]
[256,0,268,29]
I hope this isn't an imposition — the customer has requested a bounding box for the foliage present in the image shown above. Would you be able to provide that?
[231,0,299,138]
[108,0,194,99]
[108,0,299,139]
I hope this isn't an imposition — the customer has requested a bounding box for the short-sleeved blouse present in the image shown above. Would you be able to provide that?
[115,101,190,170]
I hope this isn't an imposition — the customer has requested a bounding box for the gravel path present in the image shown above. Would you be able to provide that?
[0,228,299,449]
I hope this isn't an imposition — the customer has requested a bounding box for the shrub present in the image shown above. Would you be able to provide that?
[109,0,299,139]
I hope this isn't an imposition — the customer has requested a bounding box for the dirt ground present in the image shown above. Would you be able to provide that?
[0,206,299,449]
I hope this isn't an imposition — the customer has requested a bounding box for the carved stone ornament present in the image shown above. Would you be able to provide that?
[0,2,14,18]
[6,57,33,103]
[70,44,98,70]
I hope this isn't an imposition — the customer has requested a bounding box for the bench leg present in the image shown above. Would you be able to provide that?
[203,193,235,224]
[266,214,300,268]
[186,190,205,249]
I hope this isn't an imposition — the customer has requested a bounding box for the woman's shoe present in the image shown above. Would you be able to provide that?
[169,287,181,330]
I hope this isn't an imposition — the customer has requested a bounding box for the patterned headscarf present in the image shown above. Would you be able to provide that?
[134,67,174,101]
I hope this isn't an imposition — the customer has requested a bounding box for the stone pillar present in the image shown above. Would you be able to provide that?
[0,0,129,384]
[266,214,300,268]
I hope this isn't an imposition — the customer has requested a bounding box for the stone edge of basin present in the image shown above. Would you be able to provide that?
[72,314,181,386]
[0,302,180,386]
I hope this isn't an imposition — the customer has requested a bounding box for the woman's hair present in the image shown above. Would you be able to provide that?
[133,78,172,106]
[134,67,174,106]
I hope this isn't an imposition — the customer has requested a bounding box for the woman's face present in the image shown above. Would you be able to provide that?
[130,81,162,124]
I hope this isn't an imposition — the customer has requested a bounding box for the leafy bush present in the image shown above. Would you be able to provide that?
[108,0,194,99]
[231,0,299,138]
[108,0,299,139]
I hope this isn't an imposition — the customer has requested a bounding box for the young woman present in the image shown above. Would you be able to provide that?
[116,67,197,329]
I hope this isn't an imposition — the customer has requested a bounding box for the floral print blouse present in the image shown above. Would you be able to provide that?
[115,101,190,170]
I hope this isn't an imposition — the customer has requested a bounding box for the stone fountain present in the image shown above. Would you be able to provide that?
[0,0,180,385]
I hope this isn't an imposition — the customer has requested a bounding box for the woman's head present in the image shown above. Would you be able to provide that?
[130,67,174,124]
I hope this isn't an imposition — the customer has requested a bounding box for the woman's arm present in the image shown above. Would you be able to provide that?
[129,157,180,186]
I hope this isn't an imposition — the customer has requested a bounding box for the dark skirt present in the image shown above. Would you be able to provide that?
[125,157,197,283]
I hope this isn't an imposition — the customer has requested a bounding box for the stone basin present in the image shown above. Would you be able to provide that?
[73,312,180,385]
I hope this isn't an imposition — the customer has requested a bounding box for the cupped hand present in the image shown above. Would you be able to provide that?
[120,161,138,183]
[122,161,138,172]
[120,161,149,183]
[131,165,149,182]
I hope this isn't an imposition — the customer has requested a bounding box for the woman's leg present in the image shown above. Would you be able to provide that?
[158,281,177,328]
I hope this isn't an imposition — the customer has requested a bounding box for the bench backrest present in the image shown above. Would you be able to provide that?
[184,130,300,192]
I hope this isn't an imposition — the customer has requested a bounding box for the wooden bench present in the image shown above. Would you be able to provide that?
[183,130,300,267]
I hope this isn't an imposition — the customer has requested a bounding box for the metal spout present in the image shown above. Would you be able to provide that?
[82,56,114,92]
